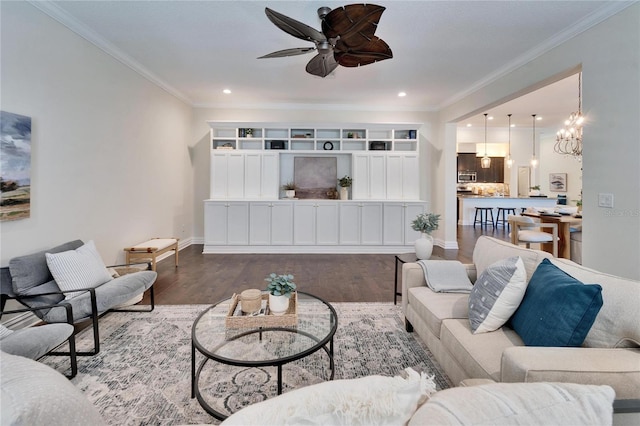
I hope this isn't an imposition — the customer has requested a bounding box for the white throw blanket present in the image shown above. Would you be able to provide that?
[417,260,473,293]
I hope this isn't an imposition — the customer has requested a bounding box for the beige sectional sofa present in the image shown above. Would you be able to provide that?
[402,236,640,398]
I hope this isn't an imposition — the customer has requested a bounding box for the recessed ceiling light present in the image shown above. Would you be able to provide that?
[466,123,472,127]
[398,92,406,97]
[536,116,542,120]
[223,89,231,94]
[488,116,494,120]
[510,124,516,128]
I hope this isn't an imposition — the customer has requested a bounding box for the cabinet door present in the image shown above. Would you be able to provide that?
[402,155,420,200]
[271,202,293,245]
[249,202,271,245]
[369,154,387,199]
[244,154,262,199]
[294,203,316,245]
[383,203,405,245]
[227,154,245,198]
[204,202,228,244]
[210,153,229,199]
[404,203,425,244]
[360,203,383,245]
[227,202,249,245]
[386,155,403,199]
[352,154,370,199]
[316,203,339,245]
[261,153,279,199]
[339,203,360,244]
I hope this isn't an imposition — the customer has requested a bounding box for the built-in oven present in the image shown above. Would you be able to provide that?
[458,171,477,183]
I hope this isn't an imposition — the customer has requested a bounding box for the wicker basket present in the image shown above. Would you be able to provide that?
[225,292,298,328]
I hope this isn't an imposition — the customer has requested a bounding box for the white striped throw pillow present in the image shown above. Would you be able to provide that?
[45,240,112,300]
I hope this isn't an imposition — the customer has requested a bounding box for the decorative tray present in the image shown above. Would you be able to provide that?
[225,292,298,329]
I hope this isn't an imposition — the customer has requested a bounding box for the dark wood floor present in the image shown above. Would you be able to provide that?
[147,226,510,305]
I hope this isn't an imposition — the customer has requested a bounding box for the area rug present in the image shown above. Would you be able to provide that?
[41,303,452,425]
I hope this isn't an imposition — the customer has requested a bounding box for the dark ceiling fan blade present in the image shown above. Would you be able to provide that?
[258,47,316,59]
[335,37,393,67]
[265,7,327,43]
[321,4,386,48]
[305,53,339,78]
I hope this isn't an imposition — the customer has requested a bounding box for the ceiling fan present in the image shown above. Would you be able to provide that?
[258,4,393,78]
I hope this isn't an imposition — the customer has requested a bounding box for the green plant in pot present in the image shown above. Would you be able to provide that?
[411,212,440,260]
[338,175,352,200]
[281,182,297,199]
[265,273,296,315]
[529,185,541,196]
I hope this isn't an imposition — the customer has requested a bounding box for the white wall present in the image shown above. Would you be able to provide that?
[190,108,436,239]
[0,2,193,265]
[438,4,640,279]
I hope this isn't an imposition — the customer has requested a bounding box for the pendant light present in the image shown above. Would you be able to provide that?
[506,114,513,168]
[481,113,491,169]
[530,114,538,168]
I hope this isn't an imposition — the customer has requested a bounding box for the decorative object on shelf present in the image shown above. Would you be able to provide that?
[265,273,297,316]
[481,113,491,169]
[281,181,297,198]
[411,212,440,260]
[323,141,334,150]
[338,175,352,200]
[409,130,417,139]
[555,72,583,160]
[258,4,392,78]
[245,128,253,138]
[270,140,285,149]
[529,185,541,196]
[549,173,567,192]
[370,141,386,150]
[347,132,354,138]
[506,114,513,168]
[530,114,538,168]
[240,289,262,314]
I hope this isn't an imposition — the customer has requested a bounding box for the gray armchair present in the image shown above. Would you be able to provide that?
[0,301,77,378]
[1,240,157,355]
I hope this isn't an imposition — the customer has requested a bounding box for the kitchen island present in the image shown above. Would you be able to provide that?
[458,195,559,226]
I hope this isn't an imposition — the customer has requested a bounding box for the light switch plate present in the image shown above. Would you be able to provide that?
[598,193,614,208]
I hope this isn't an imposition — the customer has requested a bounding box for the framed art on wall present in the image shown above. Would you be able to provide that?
[549,173,567,192]
[1,111,32,221]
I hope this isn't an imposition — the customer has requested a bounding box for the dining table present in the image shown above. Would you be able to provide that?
[522,211,582,259]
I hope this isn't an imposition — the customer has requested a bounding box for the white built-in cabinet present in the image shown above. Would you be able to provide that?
[204,200,425,253]
[204,121,426,253]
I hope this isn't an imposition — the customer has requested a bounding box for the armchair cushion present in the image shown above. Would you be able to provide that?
[9,240,83,294]
[510,259,603,347]
[0,323,73,360]
[45,240,112,300]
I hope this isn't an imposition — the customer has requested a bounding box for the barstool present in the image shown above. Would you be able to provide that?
[474,207,495,228]
[495,207,517,229]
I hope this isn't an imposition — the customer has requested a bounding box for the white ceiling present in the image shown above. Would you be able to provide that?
[34,0,632,128]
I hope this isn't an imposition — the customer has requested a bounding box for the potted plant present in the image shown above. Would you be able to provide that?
[529,185,541,196]
[281,182,297,199]
[338,175,352,200]
[265,273,297,315]
[411,212,440,259]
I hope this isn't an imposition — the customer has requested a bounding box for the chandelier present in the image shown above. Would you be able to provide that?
[555,73,584,159]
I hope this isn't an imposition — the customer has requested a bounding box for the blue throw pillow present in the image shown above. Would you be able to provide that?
[510,258,603,347]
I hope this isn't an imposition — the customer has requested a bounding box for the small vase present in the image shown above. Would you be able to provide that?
[339,187,349,200]
[268,293,289,316]
[414,233,434,260]
[285,190,295,198]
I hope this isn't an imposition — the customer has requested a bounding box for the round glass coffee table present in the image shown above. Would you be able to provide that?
[191,291,338,420]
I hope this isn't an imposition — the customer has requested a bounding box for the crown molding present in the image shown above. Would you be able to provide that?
[27,0,193,105]
[439,1,637,110]
[192,101,437,113]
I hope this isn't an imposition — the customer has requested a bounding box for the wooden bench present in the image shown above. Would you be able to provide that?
[124,238,179,272]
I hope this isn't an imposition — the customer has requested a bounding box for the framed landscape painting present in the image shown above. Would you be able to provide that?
[549,173,567,192]
[1,111,32,221]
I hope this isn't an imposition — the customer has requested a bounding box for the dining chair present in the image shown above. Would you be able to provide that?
[508,215,558,257]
